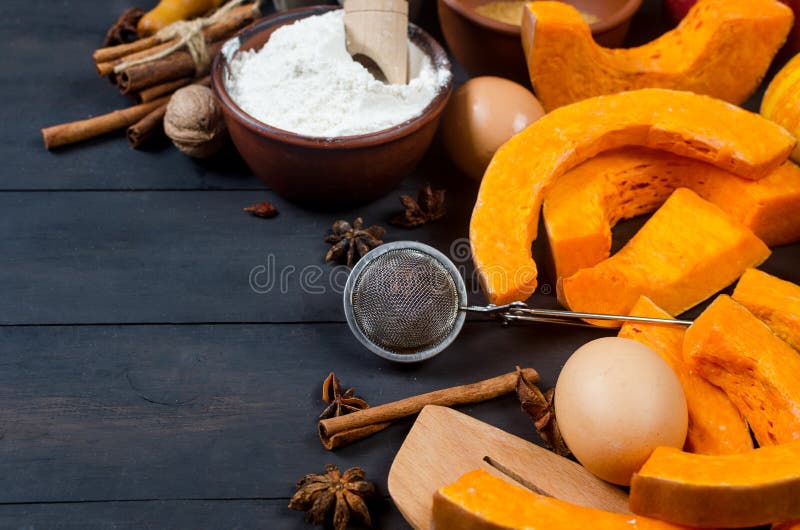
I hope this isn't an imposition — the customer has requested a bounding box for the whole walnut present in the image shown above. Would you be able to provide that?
[164,84,227,158]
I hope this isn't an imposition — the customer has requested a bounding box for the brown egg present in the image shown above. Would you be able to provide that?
[441,76,545,180]
[554,337,688,486]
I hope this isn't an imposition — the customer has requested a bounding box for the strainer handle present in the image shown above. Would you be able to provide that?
[463,302,692,327]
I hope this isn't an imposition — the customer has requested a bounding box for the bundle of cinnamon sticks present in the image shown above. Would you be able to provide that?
[42,3,260,150]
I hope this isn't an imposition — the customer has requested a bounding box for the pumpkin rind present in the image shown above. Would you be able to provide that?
[522,0,794,110]
[732,268,800,351]
[630,442,800,528]
[433,469,692,530]
[470,88,793,305]
[558,189,770,324]
[683,295,800,446]
[544,149,800,280]
[618,296,752,455]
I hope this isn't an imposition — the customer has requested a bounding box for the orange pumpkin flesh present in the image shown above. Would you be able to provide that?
[733,268,800,351]
[558,189,770,325]
[762,52,800,163]
[543,149,800,280]
[630,442,800,528]
[619,296,752,455]
[433,469,692,530]
[470,88,793,305]
[521,0,793,110]
[683,295,800,446]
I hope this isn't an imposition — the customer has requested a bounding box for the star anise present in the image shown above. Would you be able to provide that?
[389,182,446,228]
[243,201,278,218]
[289,464,376,530]
[320,372,369,420]
[103,7,146,47]
[515,366,571,457]
[325,218,385,267]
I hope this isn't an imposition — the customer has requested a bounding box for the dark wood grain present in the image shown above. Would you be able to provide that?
[1,186,798,325]
[0,0,269,191]
[0,321,599,503]
[4,0,800,528]
[0,171,481,325]
[0,498,410,530]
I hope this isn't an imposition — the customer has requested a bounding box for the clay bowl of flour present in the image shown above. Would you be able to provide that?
[212,6,453,203]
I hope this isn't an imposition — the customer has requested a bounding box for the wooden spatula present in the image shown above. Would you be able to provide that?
[344,0,409,84]
[388,405,629,530]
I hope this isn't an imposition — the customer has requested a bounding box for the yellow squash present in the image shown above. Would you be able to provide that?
[470,88,793,305]
[543,149,800,280]
[762,51,800,163]
[619,296,752,455]
[630,441,800,528]
[733,268,800,351]
[522,0,793,109]
[683,295,800,446]
[434,469,693,530]
[558,188,770,324]
[138,0,224,37]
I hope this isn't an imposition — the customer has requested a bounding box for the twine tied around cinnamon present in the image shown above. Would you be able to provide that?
[113,0,256,76]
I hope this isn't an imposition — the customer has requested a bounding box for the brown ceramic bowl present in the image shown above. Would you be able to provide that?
[212,6,453,203]
[438,0,643,86]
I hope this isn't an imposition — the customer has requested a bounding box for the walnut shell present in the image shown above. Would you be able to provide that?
[164,84,227,158]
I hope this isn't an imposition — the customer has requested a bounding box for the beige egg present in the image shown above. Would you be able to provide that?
[554,337,688,486]
[441,76,545,180]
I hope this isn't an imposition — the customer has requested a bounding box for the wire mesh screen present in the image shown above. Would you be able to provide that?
[349,248,462,355]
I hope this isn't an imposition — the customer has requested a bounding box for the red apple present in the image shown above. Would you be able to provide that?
[781,0,800,57]
[663,0,696,24]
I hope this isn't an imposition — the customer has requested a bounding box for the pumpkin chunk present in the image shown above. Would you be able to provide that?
[733,268,800,351]
[762,52,800,163]
[683,295,800,446]
[544,149,800,280]
[433,469,692,530]
[521,0,793,110]
[619,296,752,455]
[470,88,793,305]
[558,189,770,324]
[630,442,800,528]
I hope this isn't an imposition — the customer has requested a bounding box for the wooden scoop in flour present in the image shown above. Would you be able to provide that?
[388,406,629,530]
[344,0,409,84]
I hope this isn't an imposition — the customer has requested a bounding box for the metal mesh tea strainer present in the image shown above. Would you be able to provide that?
[343,241,692,362]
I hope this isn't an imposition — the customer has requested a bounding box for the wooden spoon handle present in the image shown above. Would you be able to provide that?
[344,0,409,84]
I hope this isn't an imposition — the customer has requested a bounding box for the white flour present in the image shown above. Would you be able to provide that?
[224,10,449,138]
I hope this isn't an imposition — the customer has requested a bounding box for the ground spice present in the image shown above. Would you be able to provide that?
[475,1,599,26]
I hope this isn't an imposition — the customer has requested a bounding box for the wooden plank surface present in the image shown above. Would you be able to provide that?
[0,499,410,530]
[1,186,797,325]
[3,0,800,528]
[0,321,597,504]
[0,177,481,325]
[0,0,257,191]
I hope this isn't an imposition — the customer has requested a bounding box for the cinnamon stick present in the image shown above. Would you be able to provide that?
[318,368,539,450]
[117,39,224,94]
[42,95,171,150]
[126,104,168,148]
[95,4,259,77]
[127,76,211,147]
[93,3,258,65]
[94,35,161,65]
[135,76,193,103]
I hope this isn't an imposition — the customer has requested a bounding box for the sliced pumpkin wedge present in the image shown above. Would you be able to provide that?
[470,88,793,305]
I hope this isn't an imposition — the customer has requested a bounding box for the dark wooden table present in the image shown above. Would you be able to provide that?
[2,0,799,528]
